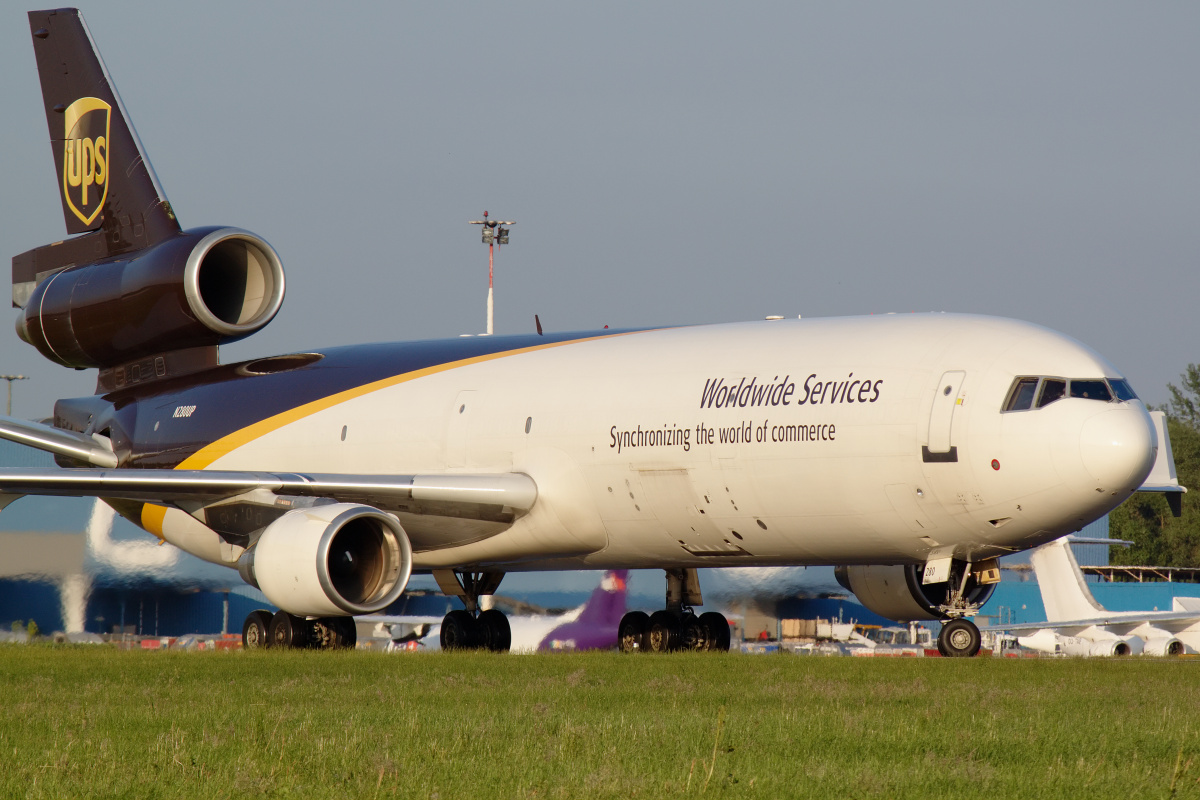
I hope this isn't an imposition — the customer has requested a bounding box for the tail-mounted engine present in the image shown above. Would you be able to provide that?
[835,563,996,622]
[237,503,413,618]
[14,226,284,387]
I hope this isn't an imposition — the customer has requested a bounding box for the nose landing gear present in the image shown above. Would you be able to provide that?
[937,617,981,657]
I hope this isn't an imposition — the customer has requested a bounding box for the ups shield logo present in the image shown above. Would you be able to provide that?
[62,97,111,227]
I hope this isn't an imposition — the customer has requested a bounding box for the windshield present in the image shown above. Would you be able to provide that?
[1002,376,1138,412]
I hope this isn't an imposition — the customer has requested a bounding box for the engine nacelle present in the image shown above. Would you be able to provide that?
[1143,637,1185,657]
[1070,637,1142,657]
[835,564,995,622]
[238,503,412,617]
[17,226,284,369]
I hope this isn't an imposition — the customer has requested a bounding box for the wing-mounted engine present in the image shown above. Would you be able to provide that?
[835,563,996,622]
[15,227,284,389]
[236,503,413,617]
[1141,637,1183,657]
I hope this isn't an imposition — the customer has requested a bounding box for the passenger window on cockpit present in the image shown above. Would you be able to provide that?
[1069,380,1112,402]
[1003,378,1039,411]
[1037,379,1066,408]
[1109,379,1138,402]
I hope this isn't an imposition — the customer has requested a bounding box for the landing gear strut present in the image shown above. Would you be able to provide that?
[931,558,992,658]
[619,569,731,653]
[434,570,511,652]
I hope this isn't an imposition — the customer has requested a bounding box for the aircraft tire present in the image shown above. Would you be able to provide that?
[938,618,981,658]
[268,611,307,649]
[335,617,357,649]
[479,609,511,652]
[699,612,731,652]
[242,609,272,649]
[646,610,682,653]
[311,617,357,650]
[440,610,480,651]
[681,612,708,650]
[618,611,650,653]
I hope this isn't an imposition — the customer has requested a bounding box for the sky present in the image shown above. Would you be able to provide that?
[1,3,1198,418]
[1,2,1198,606]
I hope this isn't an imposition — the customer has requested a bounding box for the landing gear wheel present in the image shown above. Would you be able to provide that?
[334,617,357,649]
[681,613,708,650]
[268,611,307,649]
[478,609,511,652]
[618,611,650,653]
[311,617,357,649]
[646,610,681,653]
[242,609,272,649]
[938,618,981,658]
[699,612,731,652]
[440,609,480,651]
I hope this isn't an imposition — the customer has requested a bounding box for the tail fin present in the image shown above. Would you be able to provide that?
[1029,537,1107,621]
[575,570,629,625]
[15,8,180,306]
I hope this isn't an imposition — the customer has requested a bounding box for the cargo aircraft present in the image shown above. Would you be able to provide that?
[0,8,1164,657]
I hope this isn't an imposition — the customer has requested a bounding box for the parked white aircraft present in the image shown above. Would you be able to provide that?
[992,535,1200,656]
[0,9,1169,658]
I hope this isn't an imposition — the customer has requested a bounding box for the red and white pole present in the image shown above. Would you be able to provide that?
[487,240,494,336]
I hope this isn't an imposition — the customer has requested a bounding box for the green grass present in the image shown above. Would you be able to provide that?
[1,647,1199,799]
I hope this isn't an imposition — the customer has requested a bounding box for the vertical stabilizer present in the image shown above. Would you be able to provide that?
[15,8,181,307]
[1030,537,1107,621]
[575,570,629,625]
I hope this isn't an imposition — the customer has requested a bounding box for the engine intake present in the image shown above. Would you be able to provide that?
[17,226,284,369]
[238,503,412,617]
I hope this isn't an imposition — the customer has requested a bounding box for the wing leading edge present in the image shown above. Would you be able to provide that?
[0,468,537,548]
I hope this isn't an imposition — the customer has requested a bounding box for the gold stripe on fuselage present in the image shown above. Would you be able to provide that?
[176,331,637,470]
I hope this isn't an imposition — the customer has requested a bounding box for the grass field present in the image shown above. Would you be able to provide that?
[1,646,1198,799]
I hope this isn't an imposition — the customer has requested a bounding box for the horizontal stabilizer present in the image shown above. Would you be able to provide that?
[0,414,117,467]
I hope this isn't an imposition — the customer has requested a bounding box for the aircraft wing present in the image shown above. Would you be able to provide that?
[981,610,1200,636]
[0,467,537,524]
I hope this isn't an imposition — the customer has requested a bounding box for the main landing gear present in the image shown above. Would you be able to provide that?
[618,569,731,653]
[241,609,357,650]
[434,570,512,652]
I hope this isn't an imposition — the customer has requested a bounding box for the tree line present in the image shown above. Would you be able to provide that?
[1109,364,1200,566]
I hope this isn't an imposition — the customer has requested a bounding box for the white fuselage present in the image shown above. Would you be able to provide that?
[169,313,1156,572]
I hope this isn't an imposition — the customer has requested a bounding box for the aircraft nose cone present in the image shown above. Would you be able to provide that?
[1078,408,1156,489]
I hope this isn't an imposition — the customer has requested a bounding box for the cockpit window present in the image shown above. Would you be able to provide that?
[1109,378,1138,402]
[1003,378,1040,411]
[1037,379,1066,408]
[1003,375,1137,412]
[1069,380,1111,402]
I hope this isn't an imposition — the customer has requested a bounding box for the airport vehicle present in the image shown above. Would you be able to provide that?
[0,9,1163,657]
[990,535,1200,656]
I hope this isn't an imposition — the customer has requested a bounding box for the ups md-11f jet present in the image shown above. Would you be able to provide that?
[0,9,1161,657]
